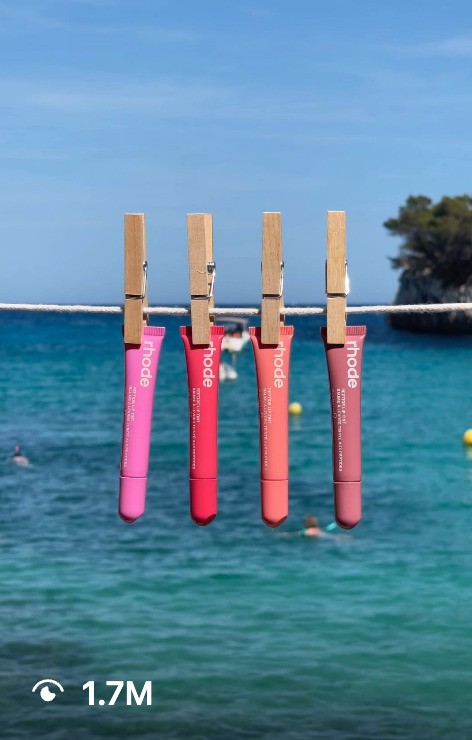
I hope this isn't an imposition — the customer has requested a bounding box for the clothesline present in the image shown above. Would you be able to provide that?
[0,302,471,316]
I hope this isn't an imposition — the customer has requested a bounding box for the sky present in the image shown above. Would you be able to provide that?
[1,0,472,306]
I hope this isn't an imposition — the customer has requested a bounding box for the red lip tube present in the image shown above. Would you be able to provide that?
[250,325,294,527]
[180,325,224,525]
[321,325,366,529]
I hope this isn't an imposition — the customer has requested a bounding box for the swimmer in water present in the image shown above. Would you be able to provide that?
[276,515,335,538]
[299,515,329,537]
[10,445,30,467]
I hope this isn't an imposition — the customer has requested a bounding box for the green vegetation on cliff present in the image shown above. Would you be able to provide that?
[384,195,472,288]
[383,195,472,333]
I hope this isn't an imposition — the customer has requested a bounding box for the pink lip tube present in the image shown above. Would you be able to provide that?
[321,325,366,529]
[250,325,294,527]
[180,325,224,526]
[119,325,165,523]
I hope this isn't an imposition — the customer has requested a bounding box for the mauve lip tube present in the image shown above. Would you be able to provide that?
[119,326,165,523]
[250,326,294,527]
[321,325,366,529]
[180,325,224,526]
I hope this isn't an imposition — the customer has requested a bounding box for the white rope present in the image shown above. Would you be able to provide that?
[0,302,471,316]
[0,303,123,314]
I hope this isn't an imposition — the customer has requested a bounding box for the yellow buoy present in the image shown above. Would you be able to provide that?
[289,402,302,415]
[463,429,472,446]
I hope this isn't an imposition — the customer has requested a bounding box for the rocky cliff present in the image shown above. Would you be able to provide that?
[389,272,472,333]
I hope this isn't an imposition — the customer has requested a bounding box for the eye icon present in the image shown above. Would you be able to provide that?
[32,679,64,702]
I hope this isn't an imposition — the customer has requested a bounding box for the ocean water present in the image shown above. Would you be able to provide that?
[0,311,471,740]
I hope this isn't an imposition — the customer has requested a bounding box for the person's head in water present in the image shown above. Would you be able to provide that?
[13,445,22,457]
[304,515,319,529]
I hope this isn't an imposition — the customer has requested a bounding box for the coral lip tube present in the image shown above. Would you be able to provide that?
[180,325,224,526]
[250,326,294,527]
[119,326,165,523]
[321,325,366,529]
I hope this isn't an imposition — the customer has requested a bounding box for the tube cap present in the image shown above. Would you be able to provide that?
[334,481,362,529]
[119,476,147,523]
[190,478,217,526]
[261,480,288,528]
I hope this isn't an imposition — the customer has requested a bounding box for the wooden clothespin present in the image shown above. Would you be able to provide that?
[261,212,284,345]
[124,213,148,345]
[326,211,348,345]
[187,213,215,345]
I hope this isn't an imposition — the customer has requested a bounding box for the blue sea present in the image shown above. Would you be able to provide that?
[0,311,471,740]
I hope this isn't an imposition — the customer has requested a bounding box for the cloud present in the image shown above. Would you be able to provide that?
[386,35,472,58]
[0,148,67,161]
[0,75,374,128]
[0,1,56,29]
[0,0,199,42]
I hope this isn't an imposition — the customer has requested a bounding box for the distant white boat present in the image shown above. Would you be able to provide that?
[218,318,250,382]
[219,318,250,353]
[219,362,238,382]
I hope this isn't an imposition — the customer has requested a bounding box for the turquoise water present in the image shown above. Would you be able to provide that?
[0,311,471,739]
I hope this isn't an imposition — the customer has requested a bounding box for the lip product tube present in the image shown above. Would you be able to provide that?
[250,326,294,527]
[119,326,165,523]
[180,325,224,526]
[321,325,366,529]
